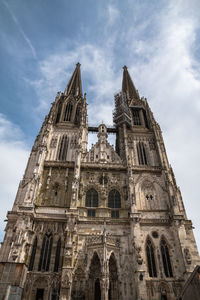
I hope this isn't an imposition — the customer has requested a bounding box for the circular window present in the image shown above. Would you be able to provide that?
[152,231,159,238]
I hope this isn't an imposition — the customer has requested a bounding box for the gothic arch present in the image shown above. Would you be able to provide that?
[158,281,171,300]
[160,236,173,278]
[63,100,73,121]
[108,253,119,300]
[28,236,37,271]
[38,233,53,272]
[88,252,102,300]
[139,179,157,210]
[145,236,157,278]
[71,264,86,300]
[85,188,99,208]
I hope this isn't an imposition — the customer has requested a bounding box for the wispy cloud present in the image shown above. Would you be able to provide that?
[2,0,37,60]
[107,4,119,26]
[0,114,29,240]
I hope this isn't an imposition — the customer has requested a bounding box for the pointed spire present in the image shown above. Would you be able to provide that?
[65,62,82,97]
[122,66,139,100]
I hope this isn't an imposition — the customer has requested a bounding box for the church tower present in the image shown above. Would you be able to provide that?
[0,64,199,300]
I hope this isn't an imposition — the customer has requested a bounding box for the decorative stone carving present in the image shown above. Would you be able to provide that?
[184,248,192,264]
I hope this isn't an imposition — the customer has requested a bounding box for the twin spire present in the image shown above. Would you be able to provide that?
[65,63,139,100]
[122,65,139,100]
[65,62,82,97]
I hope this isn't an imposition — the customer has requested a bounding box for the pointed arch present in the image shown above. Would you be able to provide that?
[160,238,173,277]
[38,233,53,271]
[146,237,157,277]
[109,253,119,300]
[108,189,121,208]
[54,237,61,272]
[57,135,68,161]
[55,101,62,123]
[74,103,81,125]
[137,142,147,165]
[28,236,37,271]
[88,252,101,300]
[64,101,73,121]
[86,188,98,207]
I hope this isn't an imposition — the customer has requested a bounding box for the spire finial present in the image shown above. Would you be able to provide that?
[65,63,82,97]
[122,65,139,100]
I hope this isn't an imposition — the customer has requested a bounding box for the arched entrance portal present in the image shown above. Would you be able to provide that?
[108,253,118,300]
[88,252,101,300]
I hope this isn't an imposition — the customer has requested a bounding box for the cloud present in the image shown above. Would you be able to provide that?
[0,114,29,241]
[107,4,119,26]
[2,0,37,60]
[18,0,200,252]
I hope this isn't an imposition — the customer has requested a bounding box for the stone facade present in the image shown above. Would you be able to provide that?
[0,63,199,300]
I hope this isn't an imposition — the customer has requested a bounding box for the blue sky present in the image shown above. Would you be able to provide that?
[0,0,200,250]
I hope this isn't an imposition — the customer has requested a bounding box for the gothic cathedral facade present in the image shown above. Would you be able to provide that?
[0,64,199,300]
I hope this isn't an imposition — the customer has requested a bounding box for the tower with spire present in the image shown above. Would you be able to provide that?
[0,64,199,300]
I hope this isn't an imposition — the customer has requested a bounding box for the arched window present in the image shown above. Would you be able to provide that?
[74,104,81,125]
[86,189,98,207]
[55,101,62,123]
[54,238,61,272]
[57,135,68,161]
[146,238,157,277]
[28,236,37,271]
[137,142,147,165]
[38,234,53,272]
[108,190,121,208]
[132,108,141,125]
[161,239,173,277]
[64,102,73,121]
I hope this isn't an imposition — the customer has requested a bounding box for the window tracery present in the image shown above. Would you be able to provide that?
[137,142,148,165]
[64,102,73,121]
[86,188,98,207]
[160,238,173,277]
[54,238,61,272]
[28,236,37,271]
[146,238,157,277]
[38,233,53,272]
[57,135,68,161]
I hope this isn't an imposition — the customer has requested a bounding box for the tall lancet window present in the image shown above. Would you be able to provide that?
[86,189,98,217]
[161,239,173,277]
[57,135,68,161]
[38,234,53,272]
[108,190,121,208]
[55,101,62,123]
[28,236,37,271]
[108,189,121,218]
[74,104,81,125]
[64,102,73,121]
[146,238,157,277]
[86,189,98,207]
[54,238,61,272]
[137,142,148,165]
[132,108,141,125]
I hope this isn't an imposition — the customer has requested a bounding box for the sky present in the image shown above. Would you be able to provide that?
[0,0,200,251]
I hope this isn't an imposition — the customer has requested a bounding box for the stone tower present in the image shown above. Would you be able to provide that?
[0,64,199,300]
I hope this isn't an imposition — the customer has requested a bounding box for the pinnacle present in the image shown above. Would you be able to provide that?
[64,63,82,97]
[122,65,139,100]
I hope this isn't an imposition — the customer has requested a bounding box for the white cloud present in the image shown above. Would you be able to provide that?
[0,114,29,241]
[107,4,119,26]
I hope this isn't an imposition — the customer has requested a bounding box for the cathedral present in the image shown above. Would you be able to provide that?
[0,63,199,300]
